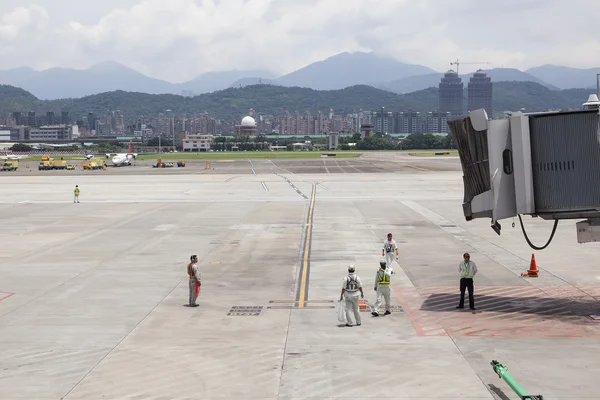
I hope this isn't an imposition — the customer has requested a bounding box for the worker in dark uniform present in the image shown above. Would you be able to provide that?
[188,255,201,307]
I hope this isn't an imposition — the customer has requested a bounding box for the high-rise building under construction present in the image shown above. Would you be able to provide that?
[439,70,464,117]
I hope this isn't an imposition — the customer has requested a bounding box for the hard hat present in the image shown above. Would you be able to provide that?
[348,265,355,273]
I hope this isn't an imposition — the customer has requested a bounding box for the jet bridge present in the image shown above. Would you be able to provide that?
[448,105,600,248]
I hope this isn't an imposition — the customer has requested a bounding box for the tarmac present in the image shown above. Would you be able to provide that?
[0,151,599,399]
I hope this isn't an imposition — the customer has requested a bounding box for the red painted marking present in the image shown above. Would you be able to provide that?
[394,287,447,336]
[0,291,15,302]
[395,286,600,338]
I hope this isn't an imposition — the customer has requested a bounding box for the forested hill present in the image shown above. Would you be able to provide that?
[0,82,592,122]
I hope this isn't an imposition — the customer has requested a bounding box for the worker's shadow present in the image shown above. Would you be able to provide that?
[488,384,511,400]
[420,293,600,320]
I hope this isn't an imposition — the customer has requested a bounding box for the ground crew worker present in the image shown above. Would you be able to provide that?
[381,233,399,273]
[187,255,201,307]
[457,252,477,310]
[74,185,80,203]
[339,265,364,327]
[371,261,392,316]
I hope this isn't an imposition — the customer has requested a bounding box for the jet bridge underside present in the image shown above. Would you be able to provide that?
[448,108,600,244]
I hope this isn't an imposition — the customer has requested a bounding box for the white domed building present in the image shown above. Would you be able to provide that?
[236,115,257,136]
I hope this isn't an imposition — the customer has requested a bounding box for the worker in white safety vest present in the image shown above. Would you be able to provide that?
[381,233,398,274]
[340,265,364,327]
[457,253,477,310]
[371,261,392,316]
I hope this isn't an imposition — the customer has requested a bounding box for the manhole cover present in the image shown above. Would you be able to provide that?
[227,306,262,316]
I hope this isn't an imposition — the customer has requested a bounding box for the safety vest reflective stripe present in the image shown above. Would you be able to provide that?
[461,262,473,278]
[378,272,390,284]
[346,276,359,290]
[74,189,80,195]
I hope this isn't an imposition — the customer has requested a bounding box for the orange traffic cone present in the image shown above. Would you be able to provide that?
[527,254,539,277]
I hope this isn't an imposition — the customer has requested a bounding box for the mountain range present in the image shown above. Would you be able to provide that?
[1,52,598,100]
[0,81,593,124]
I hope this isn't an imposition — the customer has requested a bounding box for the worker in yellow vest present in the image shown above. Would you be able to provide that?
[371,261,392,316]
[74,185,80,203]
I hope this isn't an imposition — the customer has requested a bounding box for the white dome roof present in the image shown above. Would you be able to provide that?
[241,116,256,127]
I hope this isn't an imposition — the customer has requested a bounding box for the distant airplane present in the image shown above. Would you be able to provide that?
[72,154,95,160]
[106,142,138,167]
[0,152,30,160]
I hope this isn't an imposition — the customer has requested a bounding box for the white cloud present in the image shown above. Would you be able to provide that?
[0,0,599,81]
[0,5,48,41]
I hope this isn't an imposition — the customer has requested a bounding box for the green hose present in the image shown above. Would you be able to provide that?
[490,360,544,400]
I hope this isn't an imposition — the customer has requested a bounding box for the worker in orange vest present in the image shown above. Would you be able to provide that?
[187,255,201,307]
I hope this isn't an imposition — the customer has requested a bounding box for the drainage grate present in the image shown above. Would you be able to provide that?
[227,306,262,316]
[361,305,404,313]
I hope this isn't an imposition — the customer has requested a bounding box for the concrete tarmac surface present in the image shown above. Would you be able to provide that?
[0,152,599,399]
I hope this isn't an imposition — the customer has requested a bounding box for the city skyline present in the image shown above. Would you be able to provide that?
[1,1,599,82]
[2,70,494,137]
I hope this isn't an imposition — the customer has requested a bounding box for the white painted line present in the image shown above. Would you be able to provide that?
[345,160,363,173]
[261,182,269,192]
[153,224,176,231]
[248,159,256,176]
[316,182,330,191]
[322,159,331,174]
[269,160,294,174]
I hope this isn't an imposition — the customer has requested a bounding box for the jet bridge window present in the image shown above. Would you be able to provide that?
[502,149,513,175]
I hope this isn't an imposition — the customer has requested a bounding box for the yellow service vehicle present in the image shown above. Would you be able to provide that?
[153,159,167,168]
[52,160,68,170]
[38,160,53,170]
[82,159,106,170]
[1,160,18,171]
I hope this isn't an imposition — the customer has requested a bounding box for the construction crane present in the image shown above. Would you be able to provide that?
[450,59,491,75]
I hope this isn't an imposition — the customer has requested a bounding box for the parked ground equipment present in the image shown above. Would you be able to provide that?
[153,159,174,168]
[82,159,107,170]
[1,160,18,171]
[491,360,543,400]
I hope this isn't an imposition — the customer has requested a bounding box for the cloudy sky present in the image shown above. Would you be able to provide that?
[1,0,599,82]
